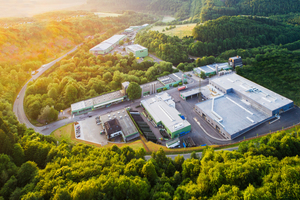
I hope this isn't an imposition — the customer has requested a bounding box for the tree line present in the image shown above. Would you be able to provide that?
[1,111,300,199]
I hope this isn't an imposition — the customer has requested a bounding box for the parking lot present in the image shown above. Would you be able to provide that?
[78,117,108,146]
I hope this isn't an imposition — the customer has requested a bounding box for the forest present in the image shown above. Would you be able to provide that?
[87,0,300,22]
[135,31,190,64]
[190,16,300,57]
[1,112,300,199]
[24,50,174,121]
[0,11,155,124]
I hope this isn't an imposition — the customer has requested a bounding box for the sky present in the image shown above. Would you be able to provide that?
[0,0,86,18]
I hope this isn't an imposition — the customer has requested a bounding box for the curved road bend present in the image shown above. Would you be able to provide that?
[13,44,82,133]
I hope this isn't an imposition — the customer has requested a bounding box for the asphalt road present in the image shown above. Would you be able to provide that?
[144,146,239,160]
[13,44,82,134]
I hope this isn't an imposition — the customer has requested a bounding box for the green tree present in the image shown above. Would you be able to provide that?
[142,161,158,185]
[38,105,59,123]
[12,143,26,166]
[127,82,141,100]
[200,71,206,79]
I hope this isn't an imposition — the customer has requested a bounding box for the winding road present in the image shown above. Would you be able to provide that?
[13,45,82,134]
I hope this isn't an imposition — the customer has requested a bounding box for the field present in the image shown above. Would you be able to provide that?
[150,23,197,38]
[162,16,176,23]
[94,12,122,18]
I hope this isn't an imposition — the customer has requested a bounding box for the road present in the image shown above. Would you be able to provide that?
[13,44,82,134]
[145,146,239,160]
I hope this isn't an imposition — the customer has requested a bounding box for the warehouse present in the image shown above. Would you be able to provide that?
[194,63,232,77]
[141,92,191,138]
[195,73,294,139]
[126,44,148,58]
[100,108,139,142]
[71,82,130,115]
[89,35,127,55]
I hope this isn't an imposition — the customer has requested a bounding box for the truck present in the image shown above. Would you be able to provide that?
[178,86,187,91]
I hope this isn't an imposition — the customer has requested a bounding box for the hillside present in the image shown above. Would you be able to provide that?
[189,16,300,56]
[87,0,300,22]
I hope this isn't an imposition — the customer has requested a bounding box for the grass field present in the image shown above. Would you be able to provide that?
[143,56,154,61]
[162,16,176,23]
[150,23,197,38]
[94,12,122,18]
[51,123,76,144]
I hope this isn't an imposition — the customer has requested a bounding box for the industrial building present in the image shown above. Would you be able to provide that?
[126,44,148,58]
[101,108,139,142]
[71,82,130,115]
[194,63,232,77]
[141,92,191,138]
[228,56,243,69]
[157,72,187,90]
[125,28,134,33]
[195,73,294,139]
[89,35,127,55]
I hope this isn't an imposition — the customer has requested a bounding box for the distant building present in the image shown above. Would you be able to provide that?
[125,28,134,33]
[195,73,294,140]
[126,44,148,58]
[141,92,191,138]
[228,56,243,69]
[89,35,127,55]
[101,108,140,142]
[194,63,232,77]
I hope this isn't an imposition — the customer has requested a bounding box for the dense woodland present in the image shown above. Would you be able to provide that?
[190,16,300,57]
[87,0,300,22]
[135,31,190,64]
[1,114,300,199]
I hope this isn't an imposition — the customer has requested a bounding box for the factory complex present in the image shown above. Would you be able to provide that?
[89,35,127,55]
[195,73,294,139]
[141,92,191,138]
[89,24,149,56]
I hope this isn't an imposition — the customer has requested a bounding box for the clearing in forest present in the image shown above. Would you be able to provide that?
[94,12,122,18]
[150,23,197,38]
[162,16,176,23]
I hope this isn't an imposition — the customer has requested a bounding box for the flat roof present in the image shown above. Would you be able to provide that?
[180,88,200,98]
[158,72,183,85]
[210,73,293,111]
[195,92,270,136]
[126,44,147,52]
[100,108,138,137]
[90,35,126,51]
[141,81,164,93]
[71,90,125,112]
[194,63,231,74]
[141,92,190,133]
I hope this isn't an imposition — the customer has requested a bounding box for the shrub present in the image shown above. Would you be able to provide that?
[157,89,162,93]
[179,82,183,86]
[173,84,178,87]
[163,88,167,91]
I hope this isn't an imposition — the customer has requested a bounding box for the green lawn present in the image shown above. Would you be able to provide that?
[162,16,176,23]
[150,23,197,38]
[51,123,75,144]
[94,12,122,18]
[144,56,154,61]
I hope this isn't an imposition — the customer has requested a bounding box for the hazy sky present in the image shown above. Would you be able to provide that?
[0,0,86,18]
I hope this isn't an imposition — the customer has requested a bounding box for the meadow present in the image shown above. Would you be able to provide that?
[150,23,197,38]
